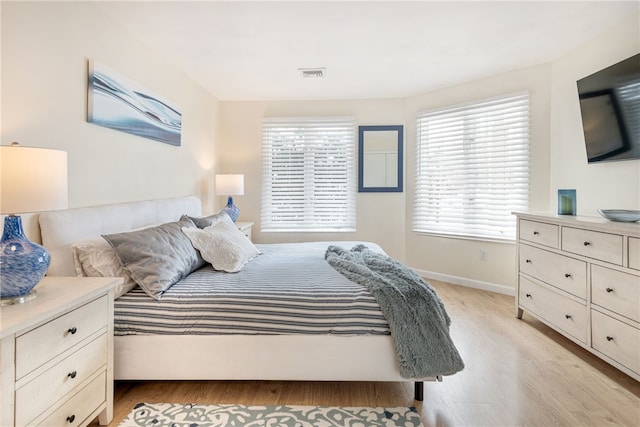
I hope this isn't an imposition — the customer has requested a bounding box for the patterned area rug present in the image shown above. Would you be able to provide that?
[119,402,424,426]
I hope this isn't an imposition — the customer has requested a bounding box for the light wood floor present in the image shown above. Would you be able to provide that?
[94,281,640,427]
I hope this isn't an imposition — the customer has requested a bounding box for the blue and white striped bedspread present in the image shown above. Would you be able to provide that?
[114,241,391,336]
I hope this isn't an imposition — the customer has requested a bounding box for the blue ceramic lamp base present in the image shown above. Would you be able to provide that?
[220,196,240,222]
[0,215,50,305]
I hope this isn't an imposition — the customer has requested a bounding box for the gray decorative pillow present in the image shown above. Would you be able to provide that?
[103,218,204,300]
[181,211,233,229]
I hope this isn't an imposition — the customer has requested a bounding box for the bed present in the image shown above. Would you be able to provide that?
[38,196,463,401]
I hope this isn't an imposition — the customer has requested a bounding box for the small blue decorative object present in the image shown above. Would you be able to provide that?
[557,189,577,215]
[220,196,240,222]
[0,215,50,302]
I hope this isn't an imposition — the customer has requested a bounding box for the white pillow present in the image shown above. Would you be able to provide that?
[71,237,137,298]
[182,221,260,273]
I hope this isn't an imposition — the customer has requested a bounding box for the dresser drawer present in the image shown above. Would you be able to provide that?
[39,371,106,427]
[15,334,108,426]
[519,219,559,248]
[519,276,588,343]
[630,237,640,270]
[15,295,108,379]
[591,265,640,322]
[519,244,587,299]
[592,309,640,374]
[561,227,623,265]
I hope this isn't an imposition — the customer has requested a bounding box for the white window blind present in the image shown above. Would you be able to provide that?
[261,117,356,232]
[414,92,530,241]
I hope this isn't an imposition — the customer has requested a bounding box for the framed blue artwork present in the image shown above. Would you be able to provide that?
[88,60,182,146]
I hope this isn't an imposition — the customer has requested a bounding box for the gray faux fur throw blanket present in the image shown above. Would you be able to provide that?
[325,244,464,378]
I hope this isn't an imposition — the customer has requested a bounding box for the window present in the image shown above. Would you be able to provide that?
[414,92,530,241]
[261,117,356,232]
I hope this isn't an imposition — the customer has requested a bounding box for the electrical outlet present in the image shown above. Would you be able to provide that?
[480,250,488,261]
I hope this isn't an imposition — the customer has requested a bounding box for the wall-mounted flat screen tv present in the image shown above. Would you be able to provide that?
[577,53,640,163]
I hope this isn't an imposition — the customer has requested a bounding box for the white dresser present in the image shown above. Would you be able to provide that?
[515,212,639,381]
[0,276,121,426]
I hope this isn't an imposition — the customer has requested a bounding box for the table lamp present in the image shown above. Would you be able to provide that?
[215,174,244,222]
[1,143,68,305]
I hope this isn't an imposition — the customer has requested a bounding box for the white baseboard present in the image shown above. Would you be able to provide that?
[411,268,515,296]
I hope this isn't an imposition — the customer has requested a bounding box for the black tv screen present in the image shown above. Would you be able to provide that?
[577,53,640,163]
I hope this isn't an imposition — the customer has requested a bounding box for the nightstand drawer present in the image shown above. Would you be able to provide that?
[15,295,108,379]
[562,227,623,265]
[15,333,108,426]
[519,276,588,343]
[591,265,640,322]
[519,219,559,248]
[519,244,587,299]
[236,222,253,241]
[39,371,106,427]
[592,310,639,374]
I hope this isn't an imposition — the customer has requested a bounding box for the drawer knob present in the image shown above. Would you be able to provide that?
[583,241,591,246]
[565,314,572,319]
[564,273,571,278]
[525,259,532,264]
[67,327,77,335]
[606,336,614,342]
[68,370,77,379]
[533,231,539,235]
[606,287,614,293]
[67,415,76,423]
[525,293,532,298]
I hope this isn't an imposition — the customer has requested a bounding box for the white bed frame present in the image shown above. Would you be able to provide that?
[38,196,436,400]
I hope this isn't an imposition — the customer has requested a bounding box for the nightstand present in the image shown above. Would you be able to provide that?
[0,276,122,427]
[236,221,254,241]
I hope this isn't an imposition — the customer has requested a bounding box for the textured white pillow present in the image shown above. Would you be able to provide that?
[71,237,137,298]
[182,221,260,273]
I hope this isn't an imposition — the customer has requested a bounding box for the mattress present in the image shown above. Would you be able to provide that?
[114,241,391,336]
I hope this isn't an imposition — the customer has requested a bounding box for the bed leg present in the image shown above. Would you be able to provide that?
[414,381,424,401]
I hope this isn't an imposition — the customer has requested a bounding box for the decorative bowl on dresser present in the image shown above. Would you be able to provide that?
[514,212,639,381]
[0,276,122,427]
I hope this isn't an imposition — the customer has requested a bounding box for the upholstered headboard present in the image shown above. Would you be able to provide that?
[39,196,202,276]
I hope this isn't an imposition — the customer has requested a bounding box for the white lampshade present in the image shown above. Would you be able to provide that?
[215,174,244,196]
[1,145,68,214]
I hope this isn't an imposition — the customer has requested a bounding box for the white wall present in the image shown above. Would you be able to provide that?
[3,2,636,292]
[219,13,638,292]
[219,99,407,261]
[549,15,640,215]
[1,1,220,213]
[402,13,638,292]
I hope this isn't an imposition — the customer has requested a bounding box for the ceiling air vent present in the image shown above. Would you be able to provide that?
[299,68,325,78]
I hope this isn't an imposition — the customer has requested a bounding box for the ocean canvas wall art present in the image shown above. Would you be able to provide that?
[88,60,182,146]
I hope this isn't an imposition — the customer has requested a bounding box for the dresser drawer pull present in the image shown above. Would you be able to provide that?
[565,314,572,319]
[605,287,614,293]
[606,336,614,342]
[533,231,539,235]
[67,415,76,424]
[525,293,532,298]
[68,370,77,379]
[583,241,591,246]
[564,273,571,278]
[67,327,78,335]
[525,259,532,264]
